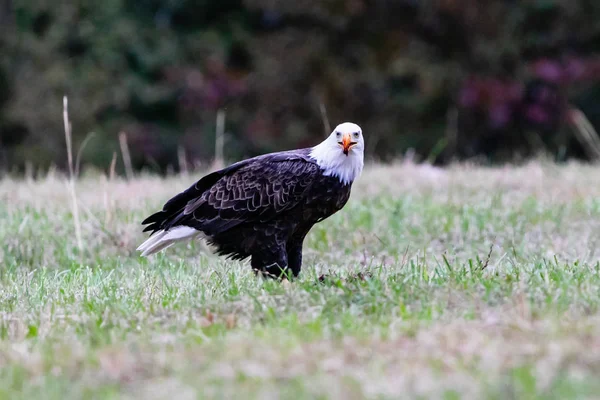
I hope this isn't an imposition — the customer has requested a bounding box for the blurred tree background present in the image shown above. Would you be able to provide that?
[2,0,600,174]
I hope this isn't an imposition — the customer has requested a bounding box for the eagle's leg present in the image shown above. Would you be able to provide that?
[286,241,303,277]
[287,229,310,278]
[251,247,289,279]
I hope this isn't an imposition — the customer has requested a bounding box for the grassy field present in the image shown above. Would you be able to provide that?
[2,161,600,399]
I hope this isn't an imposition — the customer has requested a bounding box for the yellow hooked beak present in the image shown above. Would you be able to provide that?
[339,133,357,156]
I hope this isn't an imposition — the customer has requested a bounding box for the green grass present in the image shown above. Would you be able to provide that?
[2,161,600,399]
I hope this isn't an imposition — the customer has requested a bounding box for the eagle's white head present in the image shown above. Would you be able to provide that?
[309,122,364,185]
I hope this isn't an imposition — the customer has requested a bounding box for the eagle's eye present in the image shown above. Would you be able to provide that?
[336,132,341,138]
[353,132,360,139]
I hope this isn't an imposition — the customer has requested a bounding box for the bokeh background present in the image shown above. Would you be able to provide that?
[2,0,600,174]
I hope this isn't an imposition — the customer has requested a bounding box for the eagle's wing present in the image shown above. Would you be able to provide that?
[141,152,320,236]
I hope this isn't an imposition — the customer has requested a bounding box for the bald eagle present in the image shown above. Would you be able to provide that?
[137,122,364,278]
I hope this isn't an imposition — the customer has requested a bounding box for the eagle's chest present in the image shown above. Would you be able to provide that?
[300,175,352,222]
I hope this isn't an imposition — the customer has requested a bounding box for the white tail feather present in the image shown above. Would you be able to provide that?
[137,226,201,257]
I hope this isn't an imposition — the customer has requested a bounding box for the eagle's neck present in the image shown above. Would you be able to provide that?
[309,142,364,185]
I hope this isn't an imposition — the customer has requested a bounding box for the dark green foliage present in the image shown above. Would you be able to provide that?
[2,0,600,173]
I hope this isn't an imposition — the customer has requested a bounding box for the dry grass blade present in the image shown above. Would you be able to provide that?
[570,108,600,161]
[75,132,96,178]
[62,95,84,255]
[109,151,117,181]
[319,99,331,137]
[119,131,134,180]
[178,145,188,176]
[213,109,226,170]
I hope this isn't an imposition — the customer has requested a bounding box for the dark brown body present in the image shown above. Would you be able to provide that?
[141,149,352,277]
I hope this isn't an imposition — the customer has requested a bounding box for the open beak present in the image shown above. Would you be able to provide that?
[339,133,357,156]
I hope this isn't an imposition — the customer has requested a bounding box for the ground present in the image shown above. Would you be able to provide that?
[1,161,600,399]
